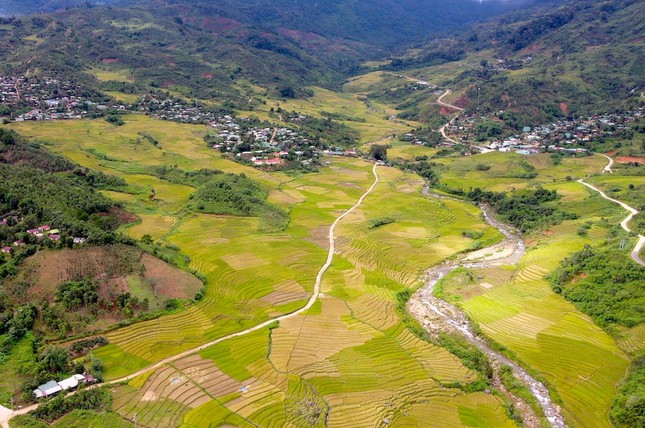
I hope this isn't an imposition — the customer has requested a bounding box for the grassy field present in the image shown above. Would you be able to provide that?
[432,152,607,192]
[10,410,133,428]
[88,67,134,83]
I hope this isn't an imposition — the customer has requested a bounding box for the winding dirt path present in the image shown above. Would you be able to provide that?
[436,90,464,145]
[1,164,381,427]
[579,154,645,266]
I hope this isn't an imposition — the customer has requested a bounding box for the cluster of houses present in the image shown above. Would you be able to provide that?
[0,75,124,121]
[0,220,86,255]
[208,116,326,169]
[140,93,219,124]
[442,108,643,155]
[33,373,96,399]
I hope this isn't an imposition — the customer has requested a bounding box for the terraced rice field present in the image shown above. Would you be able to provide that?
[440,174,631,428]
[98,158,515,426]
[435,151,607,191]
[9,117,632,426]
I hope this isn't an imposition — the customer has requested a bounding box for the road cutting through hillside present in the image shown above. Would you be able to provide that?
[0,163,381,427]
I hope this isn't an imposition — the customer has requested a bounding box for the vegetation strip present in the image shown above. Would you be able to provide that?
[1,163,381,426]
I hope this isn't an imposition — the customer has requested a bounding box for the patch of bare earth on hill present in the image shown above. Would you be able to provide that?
[616,156,645,164]
[141,253,202,299]
[7,246,202,335]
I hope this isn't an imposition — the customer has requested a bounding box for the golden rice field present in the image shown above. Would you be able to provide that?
[433,151,607,192]
[111,160,514,427]
[7,117,635,427]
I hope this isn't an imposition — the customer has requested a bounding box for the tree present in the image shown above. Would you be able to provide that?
[41,346,69,373]
[88,357,103,381]
[369,145,388,161]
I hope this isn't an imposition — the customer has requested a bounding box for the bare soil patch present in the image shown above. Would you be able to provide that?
[616,156,645,164]
[141,253,202,299]
[7,245,202,336]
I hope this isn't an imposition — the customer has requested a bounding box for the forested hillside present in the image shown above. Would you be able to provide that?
[388,0,643,124]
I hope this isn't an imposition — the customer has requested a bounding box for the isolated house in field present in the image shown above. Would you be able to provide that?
[33,381,62,399]
[1,246,10,254]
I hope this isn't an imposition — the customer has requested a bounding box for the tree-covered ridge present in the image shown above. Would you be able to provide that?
[387,0,643,125]
[550,245,645,329]
[0,5,341,103]
[458,187,576,233]
[0,129,128,275]
[610,351,645,428]
[1,0,521,50]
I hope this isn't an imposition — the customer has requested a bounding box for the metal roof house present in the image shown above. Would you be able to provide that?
[33,381,62,399]
[33,374,89,399]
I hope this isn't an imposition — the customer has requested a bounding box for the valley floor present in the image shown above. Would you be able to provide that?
[3,115,640,427]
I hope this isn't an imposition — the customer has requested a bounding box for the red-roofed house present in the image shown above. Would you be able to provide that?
[265,158,283,166]
[27,228,39,235]
[38,225,51,232]
[48,234,60,241]
[1,246,11,254]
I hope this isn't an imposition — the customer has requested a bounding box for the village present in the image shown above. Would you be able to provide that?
[0,75,123,122]
[137,93,219,124]
[206,115,329,169]
[0,219,86,257]
[437,107,643,155]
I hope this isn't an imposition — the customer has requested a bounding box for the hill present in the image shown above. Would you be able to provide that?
[381,0,643,125]
[3,0,526,50]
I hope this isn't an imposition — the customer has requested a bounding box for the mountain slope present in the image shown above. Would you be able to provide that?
[387,0,643,125]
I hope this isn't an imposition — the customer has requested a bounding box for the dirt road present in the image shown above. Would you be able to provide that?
[436,90,464,145]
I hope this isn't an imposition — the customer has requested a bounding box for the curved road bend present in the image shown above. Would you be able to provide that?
[0,163,381,427]
[579,154,645,266]
[436,90,464,145]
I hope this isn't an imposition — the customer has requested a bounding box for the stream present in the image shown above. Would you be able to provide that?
[409,199,566,428]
